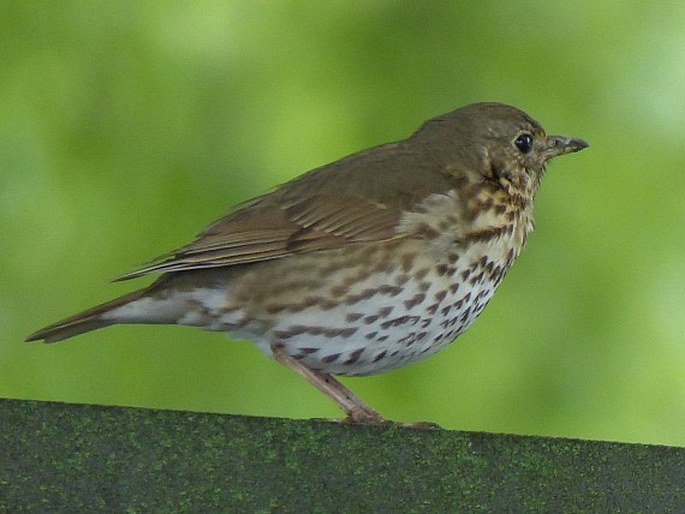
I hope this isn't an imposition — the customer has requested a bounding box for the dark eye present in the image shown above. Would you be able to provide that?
[514,133,533,154]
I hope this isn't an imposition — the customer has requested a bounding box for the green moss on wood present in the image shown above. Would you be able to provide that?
[0,399,683,512]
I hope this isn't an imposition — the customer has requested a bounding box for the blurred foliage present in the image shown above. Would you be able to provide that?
[2,1,684,446]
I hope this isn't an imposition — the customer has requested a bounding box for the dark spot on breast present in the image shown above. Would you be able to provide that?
[414,268,430,281]
[394,274,410,286]
[372,351,388,363]
[364,315,379,324]
[469,272,484,286]
[344,288,379,305]
[321,327,358,338]
[320,300,338,311]
[297,347,319,355]
[330,285,349,298]
[379,285,403,297]
[344,348,364,365]
[273,325,308,339]
[322,353,342,364]
[378,306,394,317]
[266,303,288,315]
[404,293,426,311]
[339,327,358,338]
[401,253,417,273]
[380,315,416,330]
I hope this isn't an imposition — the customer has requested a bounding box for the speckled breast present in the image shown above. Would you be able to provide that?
[236,237,517,377]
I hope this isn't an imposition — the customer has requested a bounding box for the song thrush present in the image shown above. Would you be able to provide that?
[27,102,588,424]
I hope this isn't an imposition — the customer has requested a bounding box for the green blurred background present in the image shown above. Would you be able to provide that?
[2,1,684,446]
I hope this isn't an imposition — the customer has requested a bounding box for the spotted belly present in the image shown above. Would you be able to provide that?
[227,242,513,376]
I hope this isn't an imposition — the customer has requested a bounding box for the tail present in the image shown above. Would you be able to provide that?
[26,270,226,343]
[25,288,152,343]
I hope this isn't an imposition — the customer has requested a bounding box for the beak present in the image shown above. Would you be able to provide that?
[544,135,589,159]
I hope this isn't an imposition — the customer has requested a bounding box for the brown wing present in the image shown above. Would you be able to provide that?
[117,141,455,280]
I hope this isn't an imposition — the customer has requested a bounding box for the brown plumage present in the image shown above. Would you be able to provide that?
[26,102,588,424]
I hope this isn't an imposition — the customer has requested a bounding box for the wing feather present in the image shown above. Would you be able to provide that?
[116,139,456,281]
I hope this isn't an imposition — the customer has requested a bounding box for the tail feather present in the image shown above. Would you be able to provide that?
[25,289,149,343]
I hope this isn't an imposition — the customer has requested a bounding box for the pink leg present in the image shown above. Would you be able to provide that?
[271,345,384,424]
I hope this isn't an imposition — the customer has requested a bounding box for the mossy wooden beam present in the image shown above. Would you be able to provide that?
[0,398,683,511]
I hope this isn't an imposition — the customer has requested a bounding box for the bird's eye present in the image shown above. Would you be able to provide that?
[514,133,533,154]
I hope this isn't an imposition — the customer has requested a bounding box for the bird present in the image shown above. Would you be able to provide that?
[26,102,588,424]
